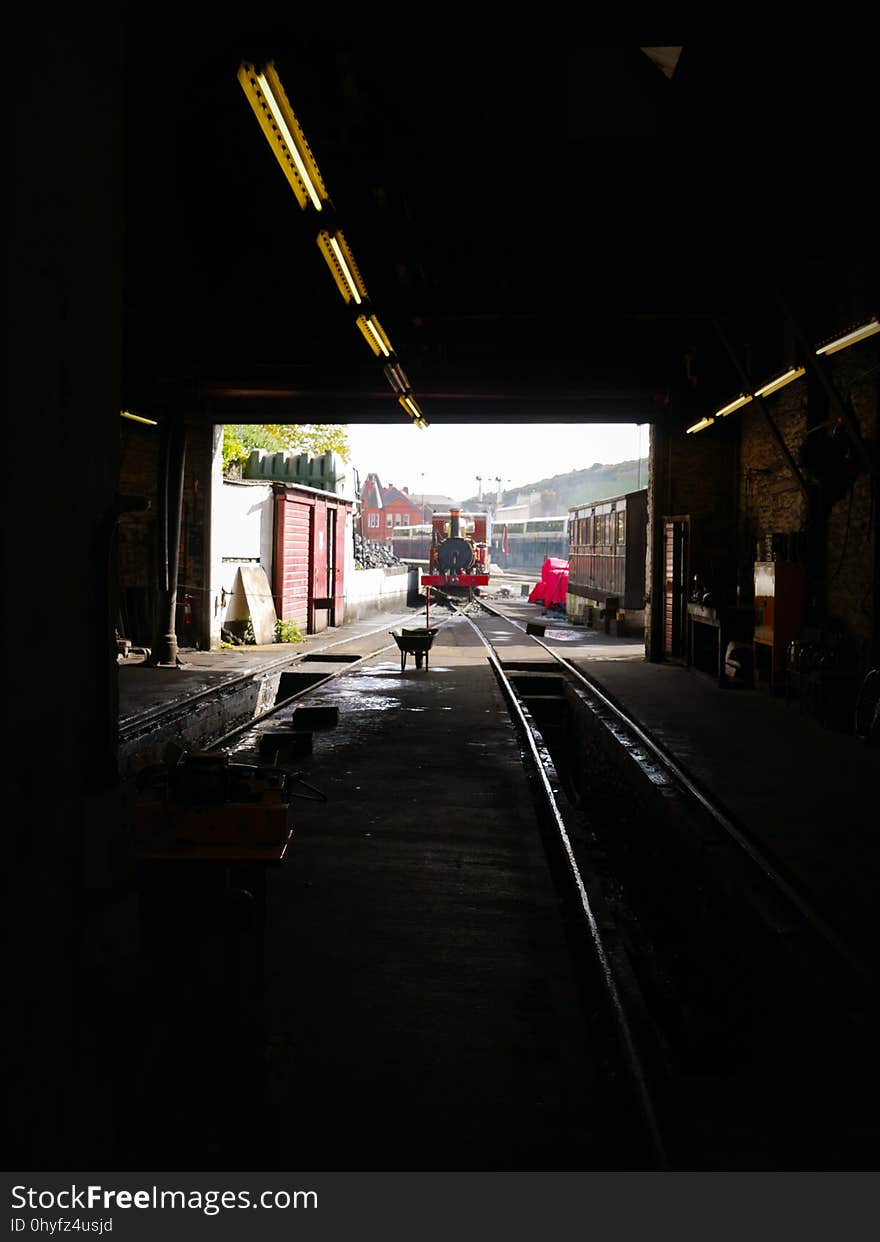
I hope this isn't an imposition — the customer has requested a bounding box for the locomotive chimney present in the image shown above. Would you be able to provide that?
[450,508,461,538]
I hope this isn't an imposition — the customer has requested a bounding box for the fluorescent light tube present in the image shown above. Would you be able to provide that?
[356,314,392,357]
[398,395,426,425]
[317,230,367,304]
[754,366,805,398]
[238,62,327,212]
[815,317,879,356]
[686,417,714,434]
[120,410,158,425]
[714,393,753,418]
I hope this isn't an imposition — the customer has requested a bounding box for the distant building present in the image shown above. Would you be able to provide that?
[359,473,458,542]
[494,489,558,523]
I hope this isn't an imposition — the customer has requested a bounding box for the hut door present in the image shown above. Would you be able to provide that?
[663,517,688,661]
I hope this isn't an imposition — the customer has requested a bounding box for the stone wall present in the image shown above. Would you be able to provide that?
[737,352,876,660]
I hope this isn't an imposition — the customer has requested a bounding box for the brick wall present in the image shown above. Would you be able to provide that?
[738,383,808,553]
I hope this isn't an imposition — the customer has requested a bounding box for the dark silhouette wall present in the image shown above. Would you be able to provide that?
[11,11,125,1163]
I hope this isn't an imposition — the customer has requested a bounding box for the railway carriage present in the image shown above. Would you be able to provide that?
[489,516,569,571]
[567,489,647,630]
[390,522,433,563]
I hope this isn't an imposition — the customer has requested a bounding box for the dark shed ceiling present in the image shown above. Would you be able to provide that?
[121,19,877,423]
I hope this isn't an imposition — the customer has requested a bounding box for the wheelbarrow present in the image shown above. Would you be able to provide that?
[390,627,439,671]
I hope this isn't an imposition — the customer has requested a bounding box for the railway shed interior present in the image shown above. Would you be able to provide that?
[10,15,879,1176]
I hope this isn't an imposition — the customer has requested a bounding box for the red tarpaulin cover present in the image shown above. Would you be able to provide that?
[528,557,569,605]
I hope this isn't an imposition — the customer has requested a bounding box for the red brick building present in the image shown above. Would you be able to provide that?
[360,473,456,543]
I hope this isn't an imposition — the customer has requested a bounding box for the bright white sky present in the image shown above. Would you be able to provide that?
[345,422,650,504]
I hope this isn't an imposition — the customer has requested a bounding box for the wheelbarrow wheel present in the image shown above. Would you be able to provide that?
[415,651,424,669]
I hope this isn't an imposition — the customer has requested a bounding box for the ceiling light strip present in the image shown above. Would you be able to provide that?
[238,62,327,211]
[686,417,714,435]
[714,393,753,418]
[753,366,805,399]
[356,314,393,357]
[694,315,877,437]
[120,410,158,425]
[815,317,879,356]
[317,230,367,304]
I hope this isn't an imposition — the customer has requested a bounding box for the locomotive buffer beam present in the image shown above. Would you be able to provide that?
[421,574,489,587]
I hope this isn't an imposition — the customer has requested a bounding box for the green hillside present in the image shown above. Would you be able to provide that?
[460,458,649,512]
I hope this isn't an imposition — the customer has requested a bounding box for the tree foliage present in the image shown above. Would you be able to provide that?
[222,424,351,472]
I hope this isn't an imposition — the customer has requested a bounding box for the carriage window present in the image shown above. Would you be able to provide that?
[617,511,626,544]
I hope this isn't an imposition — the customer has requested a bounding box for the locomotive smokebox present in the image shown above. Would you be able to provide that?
[437,537,474,576]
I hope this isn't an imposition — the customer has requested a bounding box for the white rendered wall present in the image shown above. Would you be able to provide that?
[210,474,275,646]
[344,565,416,622]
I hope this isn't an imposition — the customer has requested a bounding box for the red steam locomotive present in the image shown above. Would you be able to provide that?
[420,509,490,599]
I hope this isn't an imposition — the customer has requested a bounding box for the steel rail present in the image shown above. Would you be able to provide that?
[472,598,879,990]
[206,641,397,750]
[451,601,669,1169]
[121,608,436,740]
[207,620,454,751]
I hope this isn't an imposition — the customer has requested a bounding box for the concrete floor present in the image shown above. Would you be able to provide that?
[115,587,879,1169]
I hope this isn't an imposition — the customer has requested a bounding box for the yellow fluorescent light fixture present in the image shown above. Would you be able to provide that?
[815,317,879,356]
[398,394,425,422]
[120,409,158,425]
[754,366,805,398]
[686,417,714,434]
[384,361,410,393]
[714,393,753,418]
[238,62,327,211]
[356,314,393,357]
[316,230,367,305]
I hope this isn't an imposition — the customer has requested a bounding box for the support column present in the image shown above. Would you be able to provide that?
[646,418,670,662]
[152,402,187,666]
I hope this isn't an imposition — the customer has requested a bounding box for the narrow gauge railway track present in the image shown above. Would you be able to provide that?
[203,616,457,754]
[200,596,671,1167]
[183,591,878,1167]
[468,595,879,996]
[449,601,671,1168]
[447,594,880,1167]
[119,612,442,746]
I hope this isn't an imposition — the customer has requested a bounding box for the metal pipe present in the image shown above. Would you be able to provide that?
[153,411,186,665]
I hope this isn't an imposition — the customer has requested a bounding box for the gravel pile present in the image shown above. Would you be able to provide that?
[354,533,403,569]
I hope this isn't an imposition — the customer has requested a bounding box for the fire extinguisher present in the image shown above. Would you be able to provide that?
[183,593,193,626]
